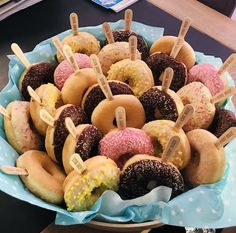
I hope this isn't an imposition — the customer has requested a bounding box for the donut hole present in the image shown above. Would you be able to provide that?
[154,108,163,119]
[113,118,118,127]
[116,153,135,169]
[191,149,200,167]
[42,163,55,177]
[153,139,163,156]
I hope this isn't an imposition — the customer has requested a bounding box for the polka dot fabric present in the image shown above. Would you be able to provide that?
[0,22,235,228]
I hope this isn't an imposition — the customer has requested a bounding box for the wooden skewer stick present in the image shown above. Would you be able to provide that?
[70,12,79,36]
[11,43,31,69]
[215,127,236,150]
[63,44,80,72]
[129,35,137,61]
[27,86,41,105]
[174,104,194,130]
[115,106,126,130]
[161,67,174,92]
[39,109,55,127]
[170,37,185,59]
[218,53,236,76]
[1,165,28,176]
[124,9,133,32]
[178,17,192,39]
[69,153,86,174]
[0,105,11,119]
[51,36,65,59]
[90,54,113,101]
[65,117,77,139]
[210,87,236,105]
[162,136,180,163]
[103,22,115,44]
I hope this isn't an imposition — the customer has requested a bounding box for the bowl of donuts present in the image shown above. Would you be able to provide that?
[0,9,236,231]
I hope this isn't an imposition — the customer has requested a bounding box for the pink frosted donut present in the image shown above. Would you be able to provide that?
[99,127,154,168]
[54,53,91,90]
[188,63,224,96]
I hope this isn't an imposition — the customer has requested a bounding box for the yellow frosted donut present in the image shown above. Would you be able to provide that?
[107,59,154,97]
[64,156,120,211]
[57,32,101,63]
[142,120,191,170]
[16,150,66,204]
[98,41,141,76]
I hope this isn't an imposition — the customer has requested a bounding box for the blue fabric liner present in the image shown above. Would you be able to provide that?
[0,20,235,228]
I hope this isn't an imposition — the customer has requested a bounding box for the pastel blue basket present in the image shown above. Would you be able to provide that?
[0,20,235,228]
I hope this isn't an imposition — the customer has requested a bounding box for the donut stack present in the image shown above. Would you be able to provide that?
[0,10,236,214]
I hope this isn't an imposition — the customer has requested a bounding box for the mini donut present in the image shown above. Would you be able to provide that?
[30,83,63,136]
[99,127,154,168]
[146,52,187,92]
[45,104,88,165]
[64,156,120,211]
[54,53,91,90]
[104,30,149,60]
[209,108,236,138]
[62,124,103,174]
[139,86,184,122]
[177,82,215,131]
[150,36,196,69]
[16,150,66,204]
[119,154,184,199]
[81,81,134,120]
[4,101,43,154]
[98,41,141,76]
[142,120,191,170]
[184,129,226,187]
[91,95,145,134]
[61,68,97,106]
[57,32,101,63]
[107,59,154,97]
[19,62,55,101]
[188,63,225,96]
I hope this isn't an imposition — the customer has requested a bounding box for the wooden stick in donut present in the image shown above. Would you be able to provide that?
[39,103,88,165]
[90,54,145,134]
[99,106,154,168]
[0,102,43,154]
[119,135,184,200]
[142,104,194,170]
[27,84,63,136]
[63,153,120,211]
[150,17,195,69]
[0,150,66,204]
[103,9,148,60]
[11,43,55,101]
[177,82,236,131]
[60,45,97,106]
[62,117,102,174]
[139,67,184,122]
[184,127,236,187]
[98,22,141,76]
[52,36,92,90]
[107,35,154,97]
[188,53,236,97]
[147,18,193,91]
[56,12,100,63]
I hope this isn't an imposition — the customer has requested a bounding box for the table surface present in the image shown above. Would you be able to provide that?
[0,0,235,232]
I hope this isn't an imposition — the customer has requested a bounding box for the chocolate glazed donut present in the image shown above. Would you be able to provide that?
[139,87,179,122]
[146,53,187,92]
[119,156,184,199]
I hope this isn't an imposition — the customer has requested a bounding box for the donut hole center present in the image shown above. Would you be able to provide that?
[42,164,55,177]
[153,139,163,156]
[191,149,200,166]
[154,108,163,119]
[147,180,158,190]
[116,153,134,168]
[113,118,117,127]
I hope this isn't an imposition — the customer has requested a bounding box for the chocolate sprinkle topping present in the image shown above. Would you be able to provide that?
[21,62,55,100]
[139,87,179,122]
[119,159,184,199]
[209,108,236,138]
[83,81,134,120]
[146,53,187,92]
[104,30,149,61]
[75,125,103,161]
[53,105,88,165]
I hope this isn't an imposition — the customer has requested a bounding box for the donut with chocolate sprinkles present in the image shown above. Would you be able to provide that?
[82,81,134,120]
[104,30,149,61]
[119,154,184,199]
[19,62,55,100]
[146,53,187,92]
[63,124,103,174]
